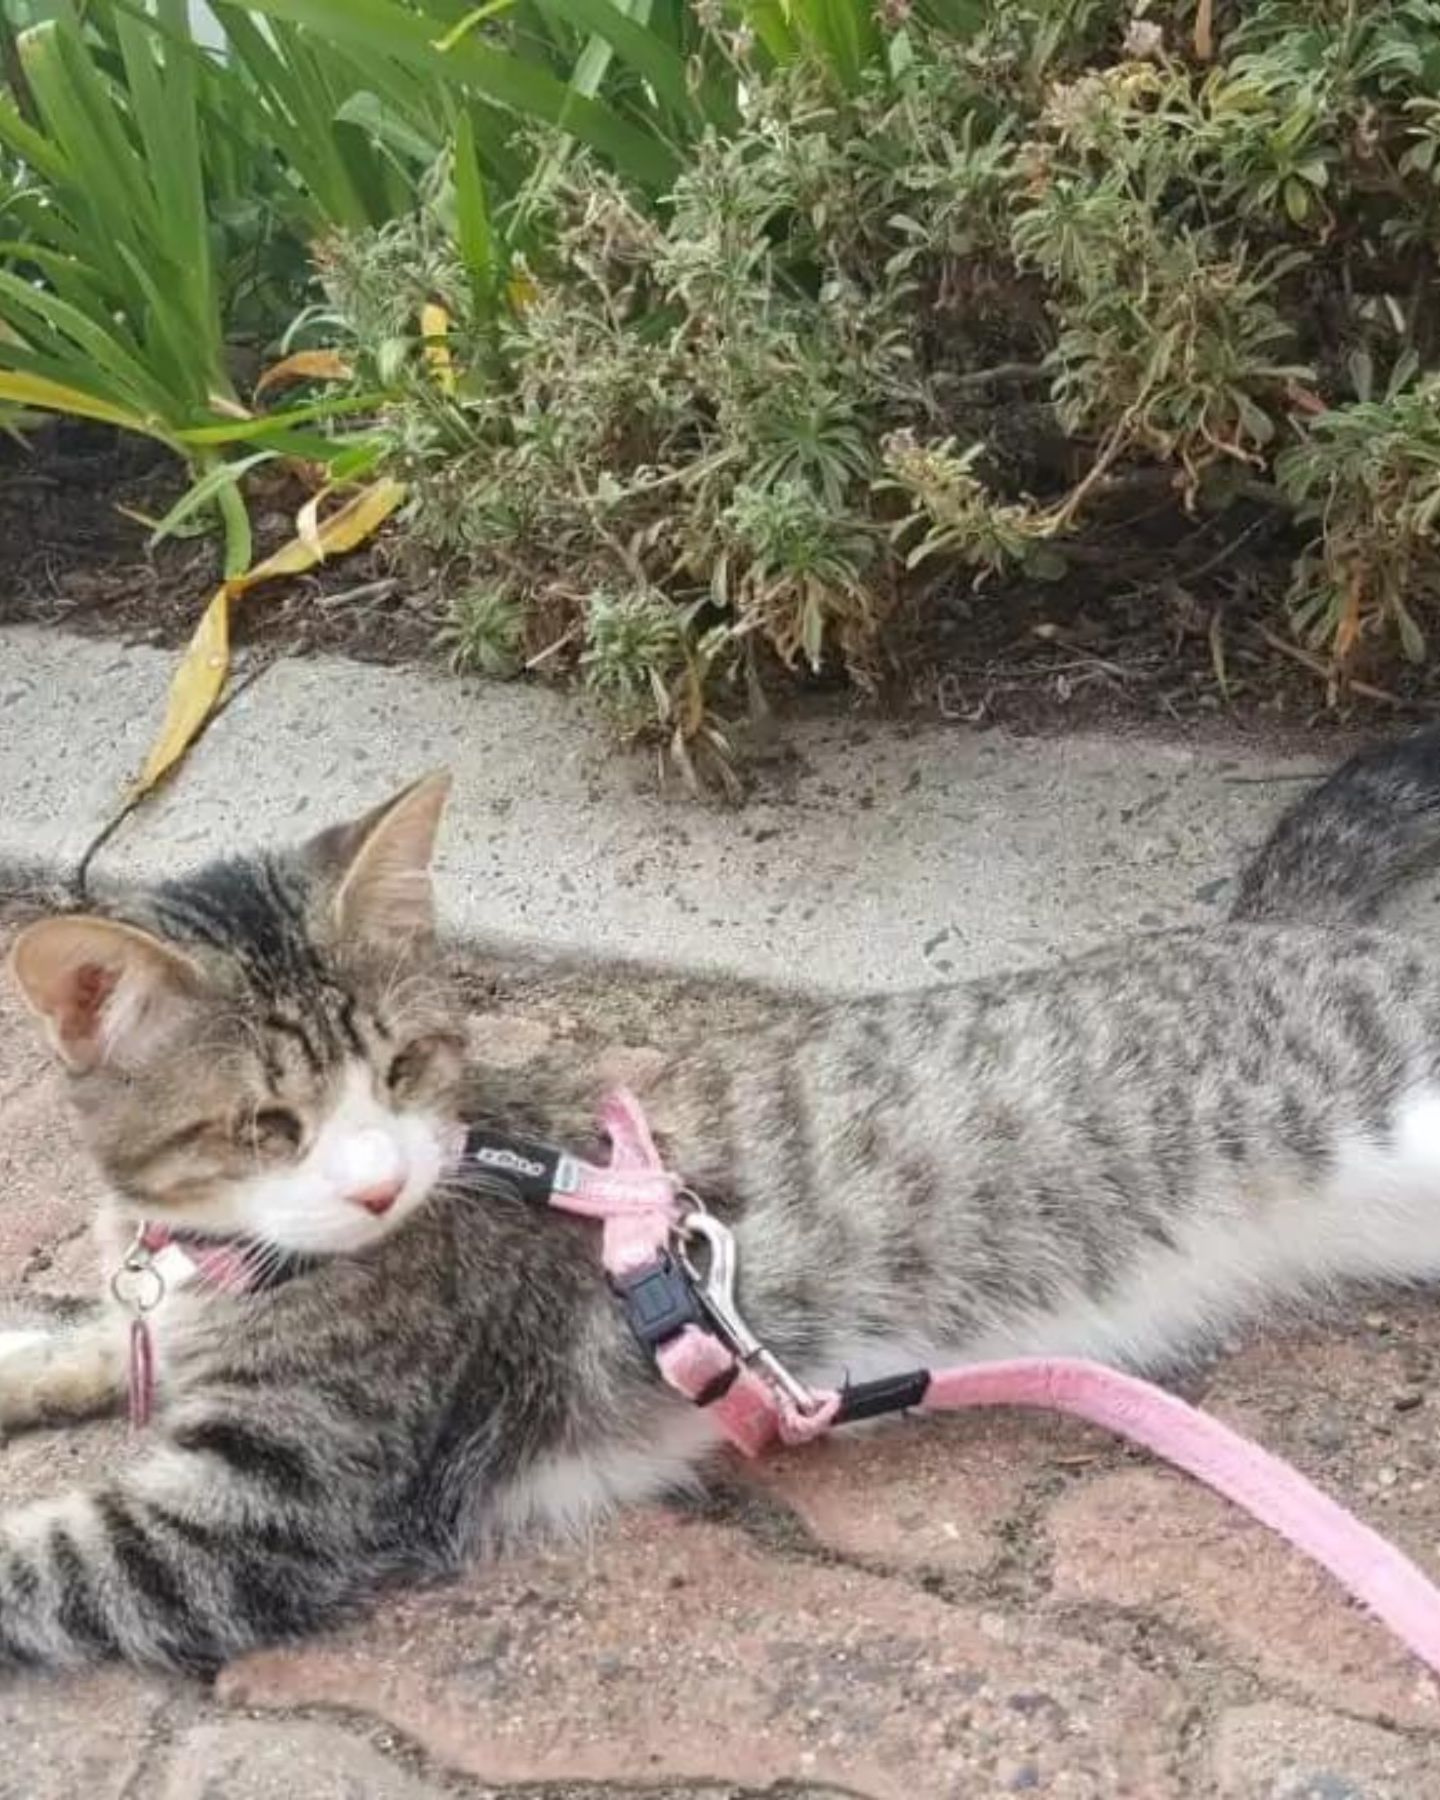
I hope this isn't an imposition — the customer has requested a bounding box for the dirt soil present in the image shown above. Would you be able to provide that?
[0,422,443,666]
[4,421,1439,744]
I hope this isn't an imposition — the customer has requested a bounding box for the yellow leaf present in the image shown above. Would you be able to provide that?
[237,477,406,589]
[506,271,539,313]
[128,581,234,800]
[1334,570,1364,663]
[128,478,406,801]
[420,302,455,394]
[0,371,153,435]
[295,486,329,563]
[253,350,354,400]
[206,394,254,421]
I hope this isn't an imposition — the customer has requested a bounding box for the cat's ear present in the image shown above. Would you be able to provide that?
[8,916,204,1072]
[313,771,452,947]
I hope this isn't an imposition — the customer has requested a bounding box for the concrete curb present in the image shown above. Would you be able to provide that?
[0,623,1396,992]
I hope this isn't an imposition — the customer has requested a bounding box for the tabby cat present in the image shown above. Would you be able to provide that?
[4,727,1440,1673]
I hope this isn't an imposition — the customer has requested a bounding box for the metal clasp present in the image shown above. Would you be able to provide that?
[676,1212,826,1417]
[109,1228,166,1317]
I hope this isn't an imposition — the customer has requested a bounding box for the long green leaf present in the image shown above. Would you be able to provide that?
[174,391,392,445]
[452,107,497,312]
[0,264,173,412]
[0,368,160,434]
[229,0,683,187]
[212,7,378,227]
[0,87,71,185]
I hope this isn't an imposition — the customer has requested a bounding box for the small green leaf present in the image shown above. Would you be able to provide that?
[148,452,278,548]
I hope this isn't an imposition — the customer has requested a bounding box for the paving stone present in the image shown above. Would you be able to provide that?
[1203,1313,1440,1579]
[22,1220,99,1301]
[220,1507,1186,1799]
[0,945,48,1108]
[754,1409,1109,1576]
[0,629,173,884]
[1207,1701,1440,1798]
[157,1720,452,1800]
[466,1013,555,1069]
[0,1668,168,1800]
[2,1413,129,1496]
[1045,1468,1440,1728]
[0,1062,104,1275]
[0,933,104,1277]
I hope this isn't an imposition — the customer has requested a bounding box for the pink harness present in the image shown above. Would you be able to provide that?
[545,1090,1440,1684]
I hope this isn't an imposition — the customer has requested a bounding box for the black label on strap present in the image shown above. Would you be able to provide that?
[463,1128,566,1203]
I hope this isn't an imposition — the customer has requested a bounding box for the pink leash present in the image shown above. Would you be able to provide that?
[920,1360,1440,1682]
[541,1091,1440,1685]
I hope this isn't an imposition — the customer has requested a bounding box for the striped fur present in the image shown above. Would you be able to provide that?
[7,729,1440,1671]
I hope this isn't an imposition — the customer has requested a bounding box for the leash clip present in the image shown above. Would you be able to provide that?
[677,1213,827,1419]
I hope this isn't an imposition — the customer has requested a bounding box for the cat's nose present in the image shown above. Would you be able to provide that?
[351,1176,404,1216]
[331,1129,406,1213]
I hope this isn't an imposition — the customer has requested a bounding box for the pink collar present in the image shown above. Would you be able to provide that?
[117,1224,307,1429]
[136,1222,269,1295]
[543,1090,1440,1685]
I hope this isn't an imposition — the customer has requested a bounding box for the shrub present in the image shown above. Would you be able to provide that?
[322,48,1048,746]
[307,0,1440,755]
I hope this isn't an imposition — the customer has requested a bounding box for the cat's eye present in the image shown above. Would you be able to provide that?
[386,1041,431,1091]
[386,1034,456,1092]
[248,1107,304,1154]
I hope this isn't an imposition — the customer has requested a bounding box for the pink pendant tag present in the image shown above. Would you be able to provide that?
[128,1315,154,1430]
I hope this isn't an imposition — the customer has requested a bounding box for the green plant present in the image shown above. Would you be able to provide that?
[314,46,1048,755]
[220,0,729,192]
[0,0,379,571]
[880,432,1063,582]
[580,587,691,732]
[719,479,879,675]
[0,0,654,572]
[1277,357,1440,663]
[987,0,1440,670]
[440,583,527,676]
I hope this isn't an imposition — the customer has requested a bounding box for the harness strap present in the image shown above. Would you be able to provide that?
[654,1326,841,1453]
[590,1091,680,1277]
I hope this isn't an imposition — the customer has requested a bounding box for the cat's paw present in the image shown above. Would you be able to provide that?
[0,1322,125,1429]
[0,1331,52,1439]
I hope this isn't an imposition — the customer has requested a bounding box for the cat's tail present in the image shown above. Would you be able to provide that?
[1231,724,1440,923]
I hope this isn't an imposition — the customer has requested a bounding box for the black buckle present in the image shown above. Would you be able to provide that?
[611,1252,704,1351]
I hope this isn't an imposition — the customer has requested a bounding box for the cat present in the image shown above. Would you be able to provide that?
[4,726,1440,1674]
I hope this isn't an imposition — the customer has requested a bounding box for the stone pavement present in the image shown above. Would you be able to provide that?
[4,924,1440,1799]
